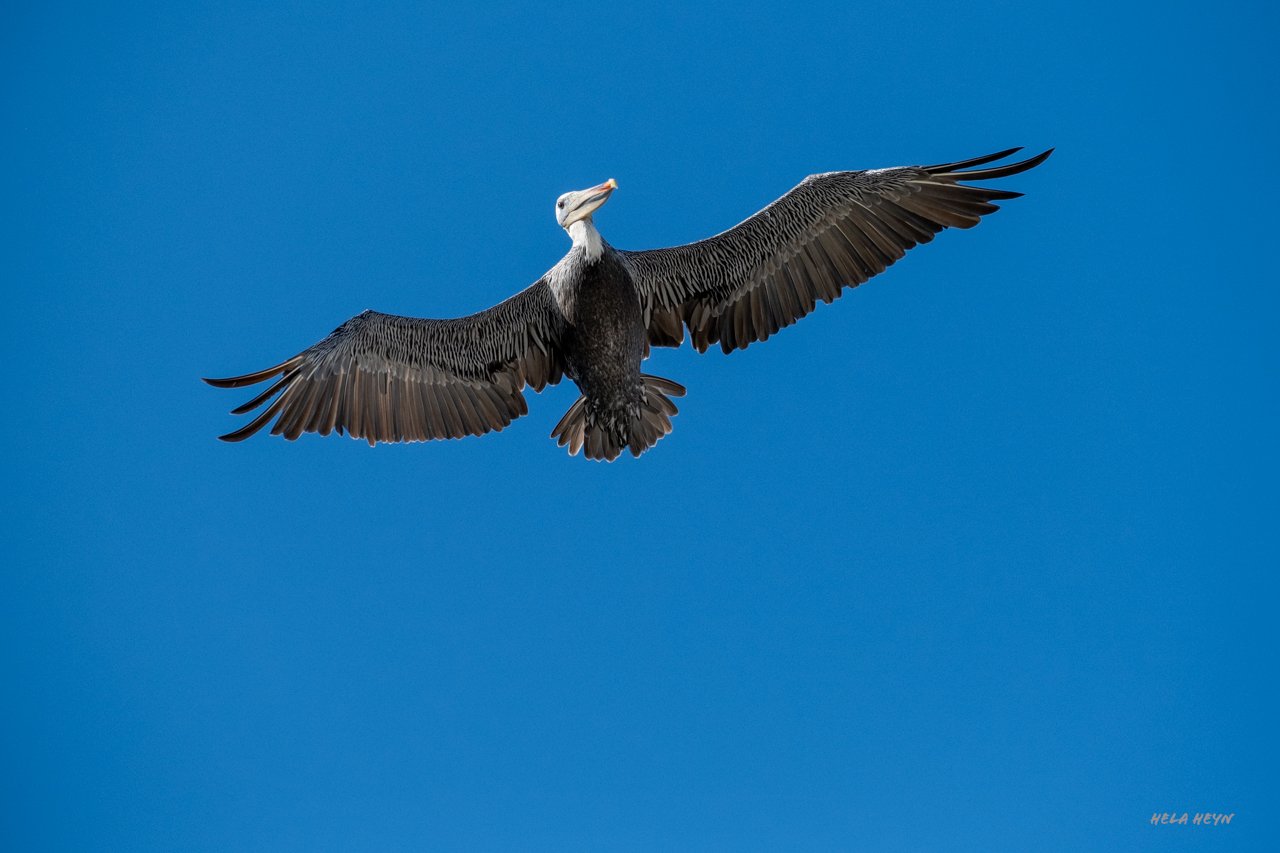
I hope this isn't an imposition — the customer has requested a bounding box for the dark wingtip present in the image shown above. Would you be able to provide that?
[923,147,1023,173]
[212,389,291,442]
[1019,147,1054,169]
[204,373,272,389]
[227,370,297,415]
[216,417,271,443]
[216,426,255,442]
[201,356,302,389]
[946,148,1054,181]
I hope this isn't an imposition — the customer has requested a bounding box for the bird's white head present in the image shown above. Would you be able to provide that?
[555,179,616,262]
[555,179,617,229]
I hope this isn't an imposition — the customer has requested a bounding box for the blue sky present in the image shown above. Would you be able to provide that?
[2,0,1275,850]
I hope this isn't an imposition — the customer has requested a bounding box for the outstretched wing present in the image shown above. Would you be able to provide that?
[204,280,566,445]
[622,148,1052,354]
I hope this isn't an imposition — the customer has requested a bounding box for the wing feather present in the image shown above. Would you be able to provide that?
[623,148,1051,353]
[204,279,566,444]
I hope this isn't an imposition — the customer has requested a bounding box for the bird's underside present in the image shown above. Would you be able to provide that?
[205,147,1051,460]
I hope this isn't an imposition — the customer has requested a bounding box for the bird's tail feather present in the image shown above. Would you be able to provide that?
[551,374,686,461]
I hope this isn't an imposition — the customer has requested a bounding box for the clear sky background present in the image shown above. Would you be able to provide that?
[2,1,1275,850]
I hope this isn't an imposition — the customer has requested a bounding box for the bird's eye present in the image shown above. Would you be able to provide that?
[557,200,565,209]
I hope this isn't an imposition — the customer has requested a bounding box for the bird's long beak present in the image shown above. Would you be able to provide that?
[574,179,617,219]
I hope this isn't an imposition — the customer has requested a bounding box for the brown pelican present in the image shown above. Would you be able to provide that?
[205,147,1051,461]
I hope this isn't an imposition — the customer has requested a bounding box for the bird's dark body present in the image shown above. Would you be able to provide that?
[558,247,646,441]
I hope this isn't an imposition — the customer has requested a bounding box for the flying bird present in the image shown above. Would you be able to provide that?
[205,147,1051,460]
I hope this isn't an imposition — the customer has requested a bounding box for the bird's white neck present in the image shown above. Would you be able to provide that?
[568,218,604,263]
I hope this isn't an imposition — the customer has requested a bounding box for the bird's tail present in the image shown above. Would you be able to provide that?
[551,374,686,461]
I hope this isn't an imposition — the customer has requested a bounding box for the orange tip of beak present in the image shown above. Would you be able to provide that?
[606,178,617,189]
